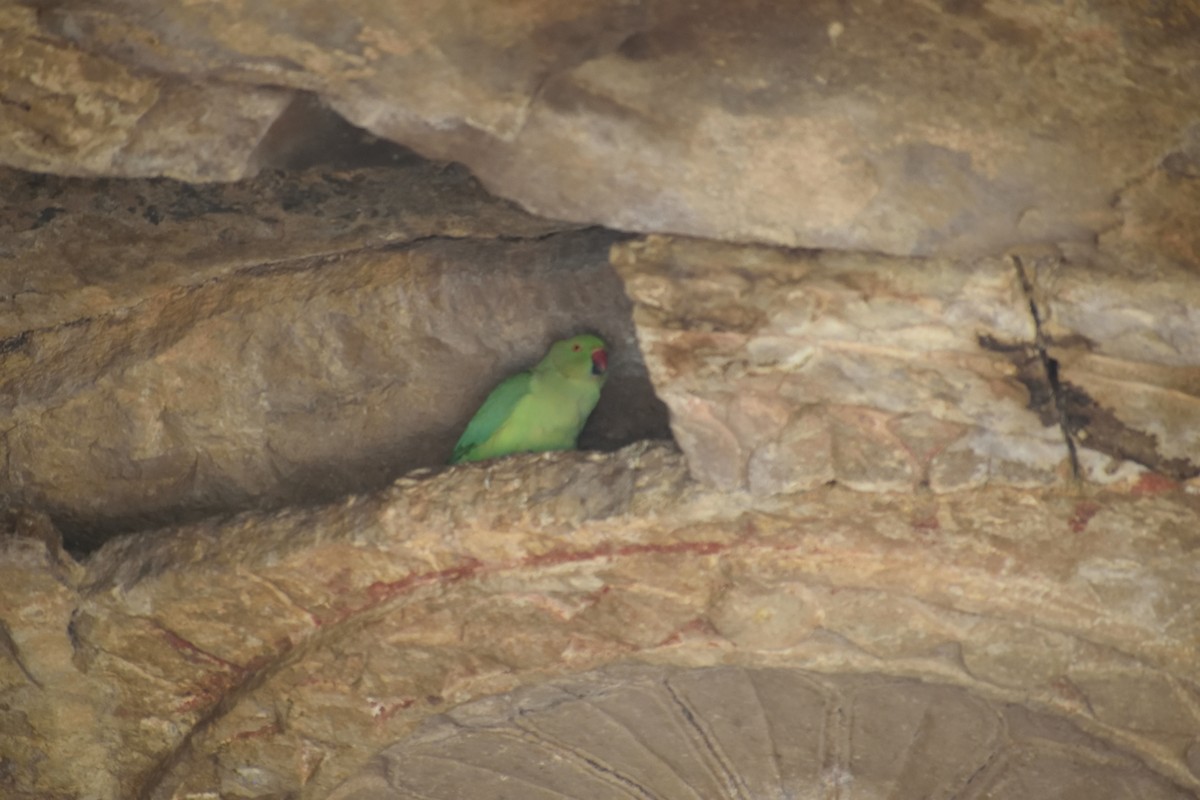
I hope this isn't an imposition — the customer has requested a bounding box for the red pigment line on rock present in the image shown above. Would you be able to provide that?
[313,559,486,626]
[152,628,286,715]
[365,560,482,604]
[153,621,246,673]
[523,542,616,566]
[313,542,730,626]
[175,670,243,714]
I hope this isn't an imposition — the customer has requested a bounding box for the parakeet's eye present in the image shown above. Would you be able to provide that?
[572,344,581,351]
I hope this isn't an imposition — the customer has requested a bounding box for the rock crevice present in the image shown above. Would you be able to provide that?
[1012,252,1082,480]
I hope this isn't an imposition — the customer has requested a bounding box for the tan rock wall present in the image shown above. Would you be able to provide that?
[615,236,1200,495]
[331,666,1197,800]
[4,445,1198,798]
[1,3,1198,798]
[0,6,291,180]
[6,1,1197,256]
[0,166,668,549]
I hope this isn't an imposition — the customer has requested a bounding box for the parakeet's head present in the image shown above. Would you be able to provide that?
[542,334,608,383]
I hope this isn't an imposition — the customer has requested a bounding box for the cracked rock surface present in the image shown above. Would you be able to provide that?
[3,444,1199,798]
[615,236,1200,494]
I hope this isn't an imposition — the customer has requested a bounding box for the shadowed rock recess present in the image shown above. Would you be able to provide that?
[0,158,669,550]
[2,1,1200,799]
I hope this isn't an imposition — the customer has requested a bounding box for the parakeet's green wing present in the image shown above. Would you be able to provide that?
[450,371,533,464]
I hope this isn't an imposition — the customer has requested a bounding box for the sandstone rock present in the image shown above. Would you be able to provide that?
[1022,250,1200,484]
[2,444,1197,798]
[0,510,107,798]
[0,145,556,340]
[2,5,1198,800]
[1101,124,1200,276]
[615,235,1200,494]
[0,6,291,181]
[0,164,668,550]
[25,0,1200,256]
[614,235,1075,493]
[330,665,1194,800]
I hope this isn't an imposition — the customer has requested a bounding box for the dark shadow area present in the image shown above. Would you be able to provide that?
[250,92,429,172]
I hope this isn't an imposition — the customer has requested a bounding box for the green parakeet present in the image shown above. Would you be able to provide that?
[450,334,609,464]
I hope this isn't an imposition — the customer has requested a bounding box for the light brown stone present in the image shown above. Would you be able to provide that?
[4,444,1199,798]
[1022,253,1200,484]
[1,4,1198,799]
[613,235,1078,493]
[0,166,667,550]
[0,6,291,181]
[615,236,1200,494]
[3,1,1193,256]
[333,666,1193,800]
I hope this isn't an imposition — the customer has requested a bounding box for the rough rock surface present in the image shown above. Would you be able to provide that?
[0,162,669,550]
[331,665,1194,800]
[0,5,292,181]
[2,2,1199,798]
[7,0,1197,256]
[2,444,1198,798]
[615,236,1200,494]
[1028,252,1200,482]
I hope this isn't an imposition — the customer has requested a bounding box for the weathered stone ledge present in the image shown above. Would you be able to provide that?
[3,443,1197,797]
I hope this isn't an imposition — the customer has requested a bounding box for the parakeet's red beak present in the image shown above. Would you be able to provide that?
[591,348,608,376]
